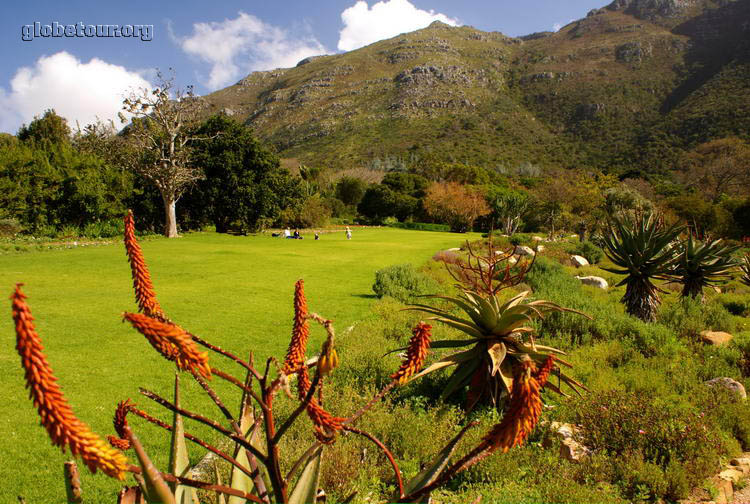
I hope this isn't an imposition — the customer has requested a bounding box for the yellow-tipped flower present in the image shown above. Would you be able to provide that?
[482,360,543,453]
[123,312,211,379]
[11,284,129,480]
[391,322,432,385]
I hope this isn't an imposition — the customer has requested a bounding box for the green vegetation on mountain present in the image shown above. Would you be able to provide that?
[203,0,750,176]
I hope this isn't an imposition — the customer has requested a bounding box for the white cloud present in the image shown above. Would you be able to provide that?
[0,51,151,134]
[338,0,459,51]
[174,12,327,90]
[553,22,563,32]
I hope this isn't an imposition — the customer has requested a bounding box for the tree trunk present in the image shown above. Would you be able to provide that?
[162,195,178,238]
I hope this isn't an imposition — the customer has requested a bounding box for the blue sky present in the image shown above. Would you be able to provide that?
[0,0,607,134]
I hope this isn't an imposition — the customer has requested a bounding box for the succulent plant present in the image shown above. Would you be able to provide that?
[741,255,750,287]
[406,289,588,411]
[601,213,682,321]
[673,236,741,299]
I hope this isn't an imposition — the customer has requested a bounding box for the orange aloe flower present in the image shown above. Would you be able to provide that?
[390,322,432,385]
[107,399,134,450]
[298,367,345,441]
[282,279,310,375]
[483,360,543,453]
[11,284,129,480]
[124,210,164,318]
[123,312,211,379]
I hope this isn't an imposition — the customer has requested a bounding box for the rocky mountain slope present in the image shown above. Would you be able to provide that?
[203,0,750,175]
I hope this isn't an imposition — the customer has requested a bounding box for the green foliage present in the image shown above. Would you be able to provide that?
[566,240,604,265]
[334,176,367,207]
[190,115,304,233]
[17,109,71,147]
[357,185,420,223]
[658,296,735,339]
[386,221,450,232]
[372,263,438,303]
[573,390,724,501]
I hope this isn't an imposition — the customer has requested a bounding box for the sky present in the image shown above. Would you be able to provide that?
[0,0,609,134]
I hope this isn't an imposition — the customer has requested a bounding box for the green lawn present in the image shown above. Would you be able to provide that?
[0,228,476,503]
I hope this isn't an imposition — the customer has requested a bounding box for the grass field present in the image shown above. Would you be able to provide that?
[0,228,476,503]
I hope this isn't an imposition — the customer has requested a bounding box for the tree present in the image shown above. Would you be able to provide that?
[17,109,71,147]
[334,176,367,207]
[121,72,208,237]
[679,137,750,202]
[424,182,489,233]
[190,115,303,233]
[486,187,530,235]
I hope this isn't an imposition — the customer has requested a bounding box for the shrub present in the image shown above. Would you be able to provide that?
[82,218,125,238]
[387,221,451,232]
[659,296,735,340]
[566,240,604,264]
[0,218,22,236]
[372,264,438,303]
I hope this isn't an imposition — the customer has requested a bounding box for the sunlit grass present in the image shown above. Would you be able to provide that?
[0,228,474,503]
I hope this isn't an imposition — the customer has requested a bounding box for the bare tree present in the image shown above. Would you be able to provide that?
[680,137,750,203]
[120,71,207,237]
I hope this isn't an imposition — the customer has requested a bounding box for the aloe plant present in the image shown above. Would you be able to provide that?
[741,255,750,287]
[601,213,682,321]
[673,236,741,299]
[406,289,588,411]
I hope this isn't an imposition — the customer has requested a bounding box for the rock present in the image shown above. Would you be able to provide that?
[446,248,461,252]
[705,377,747,400]
[575,276,608,290]
[711,474,733,504]
[507,256,518,266]
[532,236,545,242]
[701,330,733,346]
[515,246,536,257]
[571,255,590,268]
[719,468,744,484]
[730,457,750,468]
[536,245,545,252]
[560,438,592,462]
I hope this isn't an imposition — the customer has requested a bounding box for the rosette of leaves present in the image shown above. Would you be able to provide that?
[601,213,682,321]
[405,290,587,411]
[741,255,750,287]
[673,236,741,300]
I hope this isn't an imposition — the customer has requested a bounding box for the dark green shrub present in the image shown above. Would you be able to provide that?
[372,264,438,303]
[387,221,450,232]
[82,218,125,238]
[0,218,22,236]
[566,240,604,264]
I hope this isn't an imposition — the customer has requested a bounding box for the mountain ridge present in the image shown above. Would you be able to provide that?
[202,0,750,176]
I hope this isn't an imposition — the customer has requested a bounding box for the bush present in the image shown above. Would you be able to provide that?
[0,218,22,236]
[566,240,604,264]
[387,221,451,232]
[372,264,438,303]
[659,296,735,340]
[81,218,125,238]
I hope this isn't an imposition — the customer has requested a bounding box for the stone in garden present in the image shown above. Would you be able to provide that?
[571,255,589,268]
[507,256,518,265]
[447,247,461,252]
[515,246,535,257]
[705,377,746,400]
[575,276,608,290]
[536,245,545,252]
[559,437,591,462]
[700,330,733,346]
[719,468,744,484]
[730,457,750,468]
[532,236,544,242]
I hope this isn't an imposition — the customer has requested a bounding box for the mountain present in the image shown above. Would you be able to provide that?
[202,0,750,176]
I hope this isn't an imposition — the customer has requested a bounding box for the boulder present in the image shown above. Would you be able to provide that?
[446,247,461,252]
[705,377,747,400]
[532,236,545,242]
[536,245,545,252]
[571,255,590,268]
[515,246,536,257]
[560,438,592,463]
[575,276,608,290]
[719,468,744,484]
[701,330,733,346]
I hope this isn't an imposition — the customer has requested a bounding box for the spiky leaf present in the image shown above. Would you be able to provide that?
[288,447,323,504]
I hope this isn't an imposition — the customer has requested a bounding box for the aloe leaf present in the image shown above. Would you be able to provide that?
[498,359,514,396]
[288,447,323,504]
[214,462,227,504]
[430,317,485,339]
[401,422,477,500]
[408,346,481,382]
[430,339,477,349]
[168,374,199,504]
[129,428,175,504]
[440,359,480,400]
[487,342,506,376]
